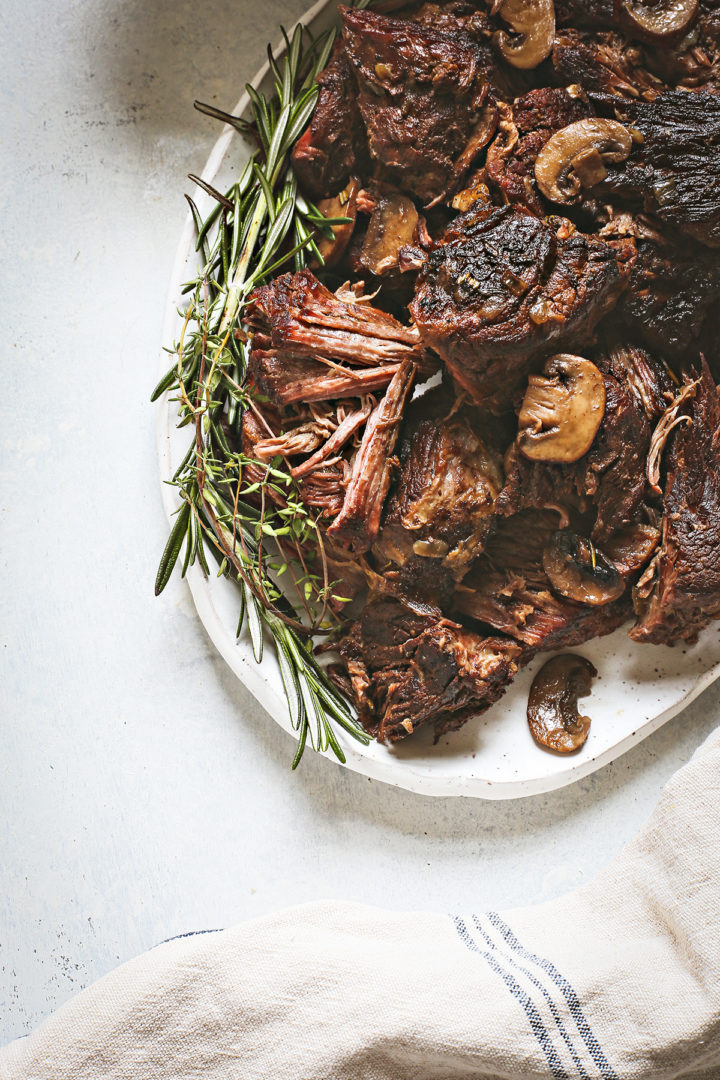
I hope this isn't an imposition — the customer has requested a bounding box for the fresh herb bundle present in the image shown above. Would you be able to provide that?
[152,15,371,768]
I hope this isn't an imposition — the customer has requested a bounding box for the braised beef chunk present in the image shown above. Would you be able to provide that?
[411,1,533,101]
[247,269,427,369]
[291,46,367,199]
[499,362,651,542]
[247,270,433,405]
[611,232,720,360]
[552,29,663,97]
[410,206,629,410]
[554,0,618,29]
[604,343,673,423]
[631,360,720,644]
[455,510,631,649]
[594,92,720,247]
[327,358,417,553]
[341,7,488,202]
[336,595,521,742]
[486,88,594,215]
[373,411,504,602]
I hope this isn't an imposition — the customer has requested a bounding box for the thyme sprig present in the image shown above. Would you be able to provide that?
[153,19,371,767]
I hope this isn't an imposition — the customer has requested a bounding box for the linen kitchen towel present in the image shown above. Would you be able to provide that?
[3,726,720,1080]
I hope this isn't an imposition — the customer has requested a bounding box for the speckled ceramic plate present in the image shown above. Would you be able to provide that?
[157,0,720,798]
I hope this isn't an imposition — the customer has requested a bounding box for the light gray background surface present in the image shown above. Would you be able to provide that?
[1,0,719,1047]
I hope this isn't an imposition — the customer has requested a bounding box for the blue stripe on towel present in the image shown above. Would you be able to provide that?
[487,912,617,1080]
[471,915,591,1080]
[156,928,224,948]
[454,916,569,1080]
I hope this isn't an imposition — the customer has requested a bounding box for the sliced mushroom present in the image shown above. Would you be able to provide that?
[359,193,420,277]
[517,354,606,464]
[543,530,625,606]
[494,0,555,70]
[535,119,633,205]
[527,653,597,753]
[313,178,359,269]
[603,523,660,578]
[621,0,698,43]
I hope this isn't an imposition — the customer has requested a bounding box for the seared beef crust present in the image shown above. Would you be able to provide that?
[595,92,720,247]
[410,206,629,410]
[291,46,367,199]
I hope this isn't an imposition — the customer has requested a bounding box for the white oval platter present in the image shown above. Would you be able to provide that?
[157,0,720,798]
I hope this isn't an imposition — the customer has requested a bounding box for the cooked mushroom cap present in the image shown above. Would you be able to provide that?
[517,354,606,464]
[494,0,555,70]
[359,193,419,277]
[313,179,359,269]
[621,0,698,43]
[527,653,597,753]
[543,530,625,606]
[534,119,633,204]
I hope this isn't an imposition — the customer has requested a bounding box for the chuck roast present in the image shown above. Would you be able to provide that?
[594,91,720,247]
[373,410,504,603]
[486,87,594,216]
[631,359,720,644]
[498,355,652,542]
[455,510,632,650]
[291,45,367,199]
[335,595,521,742]
[410,206,630,410]
[341,6,489,202]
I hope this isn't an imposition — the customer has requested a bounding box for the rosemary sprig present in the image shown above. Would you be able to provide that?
[153,19,370,767]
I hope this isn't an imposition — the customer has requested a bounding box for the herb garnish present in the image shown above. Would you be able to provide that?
[152,16,372,768]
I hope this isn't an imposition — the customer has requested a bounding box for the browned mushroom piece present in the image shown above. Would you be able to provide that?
[527,653,597,753]
[534,119,633,205]
[543,530,626,606]
[359,193,420,277]
[313,178,360,268]
[494,0,556,70]
[603,523,660,578]
[517,354,606,464]
[621,0,698,43]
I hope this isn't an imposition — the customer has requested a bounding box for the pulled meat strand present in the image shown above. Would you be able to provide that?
[327,358,417,553]
[292,401,373,479]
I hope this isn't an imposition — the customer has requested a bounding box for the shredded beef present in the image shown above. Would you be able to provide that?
[327,357,417,553]
[336,594,521,742]
[631,359,720,644]
[410,206,630,410]
[247,269,427,368]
